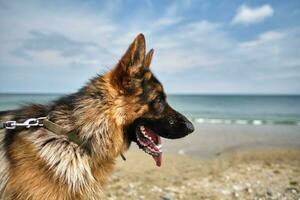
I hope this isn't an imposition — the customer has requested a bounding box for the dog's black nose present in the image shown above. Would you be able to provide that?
[185,121,194,133]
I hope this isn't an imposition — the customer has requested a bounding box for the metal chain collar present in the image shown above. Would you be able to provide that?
[1,117,47,129]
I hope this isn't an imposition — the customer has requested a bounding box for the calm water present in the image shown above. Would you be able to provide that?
[1,94,300,125]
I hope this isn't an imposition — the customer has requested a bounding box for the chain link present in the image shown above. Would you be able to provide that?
[3,117,47,129]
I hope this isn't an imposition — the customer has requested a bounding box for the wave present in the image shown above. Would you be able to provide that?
[193,118,300,126]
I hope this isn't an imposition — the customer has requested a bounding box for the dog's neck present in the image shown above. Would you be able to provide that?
[49,75,129,161]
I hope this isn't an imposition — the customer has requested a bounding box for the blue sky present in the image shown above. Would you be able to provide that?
[0,0,300,94]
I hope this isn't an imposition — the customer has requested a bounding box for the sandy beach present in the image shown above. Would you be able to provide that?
[105,124,300,200]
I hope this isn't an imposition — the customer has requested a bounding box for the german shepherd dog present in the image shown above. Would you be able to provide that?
[0,34,194,199]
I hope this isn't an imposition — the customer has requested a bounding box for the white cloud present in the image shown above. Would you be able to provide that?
[232,4,274,25]
[152,17,182,29]
[240,31,284,47]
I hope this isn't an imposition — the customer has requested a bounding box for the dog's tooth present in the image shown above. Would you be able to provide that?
[144,133,153,142]
[147,146,153,152]
[145,134,151,140]
[141,129,147,136]
[157,144,162,149]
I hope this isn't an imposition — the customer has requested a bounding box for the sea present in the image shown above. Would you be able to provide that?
[1,94,300,126]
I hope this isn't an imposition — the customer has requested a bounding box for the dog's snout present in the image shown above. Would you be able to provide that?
[174,110,194,134]
[177,112,194,134]
[185,121,194,133]
[162,105,195,138]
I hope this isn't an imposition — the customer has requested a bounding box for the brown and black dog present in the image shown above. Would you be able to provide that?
[0,34,194,199]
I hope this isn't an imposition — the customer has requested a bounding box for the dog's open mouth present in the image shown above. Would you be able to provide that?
[136,125,162,167]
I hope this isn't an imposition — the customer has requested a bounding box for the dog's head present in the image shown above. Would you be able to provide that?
[110,34,194,166]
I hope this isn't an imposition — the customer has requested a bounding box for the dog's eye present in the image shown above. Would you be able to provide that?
[154,96,163,104]
[153,95,165,113]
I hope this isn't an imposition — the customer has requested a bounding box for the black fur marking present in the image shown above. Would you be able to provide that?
[80,140,93,155]
[41,138,57,147]
[0,110,13,119]
[51,160,61,169]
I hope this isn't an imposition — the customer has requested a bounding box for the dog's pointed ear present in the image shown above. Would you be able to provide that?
[119,33,146,73]
[111,33,147,93]
[144,49,154,68]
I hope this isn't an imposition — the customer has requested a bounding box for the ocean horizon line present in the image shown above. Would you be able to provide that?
[1,92,300,96]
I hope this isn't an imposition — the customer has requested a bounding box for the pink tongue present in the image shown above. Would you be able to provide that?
[152,153,162,167]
